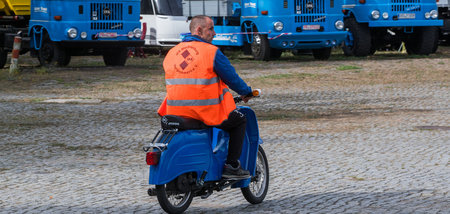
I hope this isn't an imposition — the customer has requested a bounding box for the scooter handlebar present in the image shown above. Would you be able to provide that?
[234,89,261,103]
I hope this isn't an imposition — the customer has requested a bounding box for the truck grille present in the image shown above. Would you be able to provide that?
[90,3,123,21]
[91,22,124,30]
[295,15,326,23]
[391,0,421,12]
[294,0,326,14]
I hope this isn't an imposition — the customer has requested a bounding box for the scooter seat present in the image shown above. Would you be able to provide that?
[161,115,208,130]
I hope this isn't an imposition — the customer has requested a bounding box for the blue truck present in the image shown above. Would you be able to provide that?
[0,0,144,68]
[182,0,347,60]
[341,0,443,56]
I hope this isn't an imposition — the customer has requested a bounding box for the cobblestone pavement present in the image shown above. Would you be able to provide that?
[1,70,449,213]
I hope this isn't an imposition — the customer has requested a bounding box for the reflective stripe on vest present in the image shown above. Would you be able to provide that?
[167,88,230,106]
[165,77,220,86]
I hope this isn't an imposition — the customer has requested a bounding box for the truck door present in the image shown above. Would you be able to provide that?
[141,0,157,45]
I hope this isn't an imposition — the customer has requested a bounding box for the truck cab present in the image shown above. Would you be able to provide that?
[182,0,347,60]
[140,0,190,47]
[342,0,443,55]
[437,0,450,44]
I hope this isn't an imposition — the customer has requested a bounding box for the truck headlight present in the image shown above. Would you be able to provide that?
[80,32,87,39]
[382,12,389,19]
[133,28,142,38]
[67,28,78,39]
[425,12,431,19]
[430,10,438,19]
[371,10,380,19]
[335,20,344,30]
[274,21,284,31]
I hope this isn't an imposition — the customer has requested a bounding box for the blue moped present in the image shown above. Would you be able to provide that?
[143,91,269,214]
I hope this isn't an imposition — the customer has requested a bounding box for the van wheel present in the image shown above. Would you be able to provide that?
[103,47,128,66]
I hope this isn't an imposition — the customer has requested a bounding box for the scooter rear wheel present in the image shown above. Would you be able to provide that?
[155,184,193,214]
[241,146,269,204]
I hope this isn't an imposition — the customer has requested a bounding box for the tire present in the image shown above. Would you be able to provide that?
[251,33,271,61]
[0,48,8,69]
[405,26,439,55]
[241,146,269,204]
[342,17,371,57]
[103,47,128,66]
[38,36,71,67]
[156,184,193,214]
[312,47,332,60]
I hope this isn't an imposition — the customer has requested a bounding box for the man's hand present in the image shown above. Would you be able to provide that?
[240,95,252,103]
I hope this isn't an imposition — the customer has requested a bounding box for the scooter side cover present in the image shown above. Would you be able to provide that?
[149,129,213,185]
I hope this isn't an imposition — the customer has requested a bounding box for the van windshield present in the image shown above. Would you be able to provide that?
[154,0,183,16]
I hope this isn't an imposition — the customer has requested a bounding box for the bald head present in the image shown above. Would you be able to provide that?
[189,15,210,33]
[189,15,216,43]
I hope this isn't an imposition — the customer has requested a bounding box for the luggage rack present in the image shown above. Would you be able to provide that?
[143,129,178,152]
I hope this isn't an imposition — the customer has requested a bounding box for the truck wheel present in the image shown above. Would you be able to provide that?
[405,26,439,55]
[38,37,70,67]
[103,47,128,66]
[251,33,271,61]
[312,47,332,60]
[342,18,371,57]
[0,48,7,68]
[241,146,269,204]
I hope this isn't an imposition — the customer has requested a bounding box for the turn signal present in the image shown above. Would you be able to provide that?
[54,16,62,20]
[146,151,161,165]
[252,89,261,97]
[261,10,268,15]
[359,0,366,3]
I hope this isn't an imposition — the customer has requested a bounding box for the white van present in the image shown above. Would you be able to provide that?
[140,0,190,47]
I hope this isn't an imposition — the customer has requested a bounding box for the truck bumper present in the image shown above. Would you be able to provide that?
[268,31,348,49]
[368,19,443,27]
[59,40,144,48]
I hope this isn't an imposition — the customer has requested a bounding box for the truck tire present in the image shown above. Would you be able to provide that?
[312,47,332,60]
[38,37,71,67]
[251,33,271,61]
[0,48,7,68]
[342,17,371,57]
[103,47,128,66]
[405,26,439,55]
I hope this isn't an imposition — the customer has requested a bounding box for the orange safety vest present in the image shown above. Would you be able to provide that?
[157,41,236,126]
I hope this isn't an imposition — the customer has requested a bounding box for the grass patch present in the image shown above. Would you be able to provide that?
[337,65,362,71]
[349,176,365,181]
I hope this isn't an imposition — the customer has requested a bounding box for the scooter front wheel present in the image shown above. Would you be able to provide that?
[155,184,193,214]
[241,146,269,204]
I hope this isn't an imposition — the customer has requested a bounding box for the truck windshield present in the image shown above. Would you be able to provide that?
[154,0,183,16]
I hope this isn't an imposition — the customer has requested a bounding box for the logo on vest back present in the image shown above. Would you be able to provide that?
[174,46,199,74]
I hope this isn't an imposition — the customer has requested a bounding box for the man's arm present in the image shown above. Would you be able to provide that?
[213,49,252,95]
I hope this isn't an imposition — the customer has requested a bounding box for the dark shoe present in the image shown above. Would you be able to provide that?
[222,163,251,180]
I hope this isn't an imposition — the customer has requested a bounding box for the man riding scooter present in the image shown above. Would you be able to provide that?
[157,15,254,180]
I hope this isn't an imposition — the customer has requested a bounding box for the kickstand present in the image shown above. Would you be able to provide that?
[201,189,213,199]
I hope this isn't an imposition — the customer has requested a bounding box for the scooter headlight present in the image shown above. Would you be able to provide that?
[67,28,78,39]
[335,20,344,30]
[133,28,142,38]
[274,21,284,31]
[430,10,438,19]
[371,10,380,19]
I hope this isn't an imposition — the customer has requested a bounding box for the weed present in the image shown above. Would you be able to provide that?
[337,65,362,71]
[35,67,49,75]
